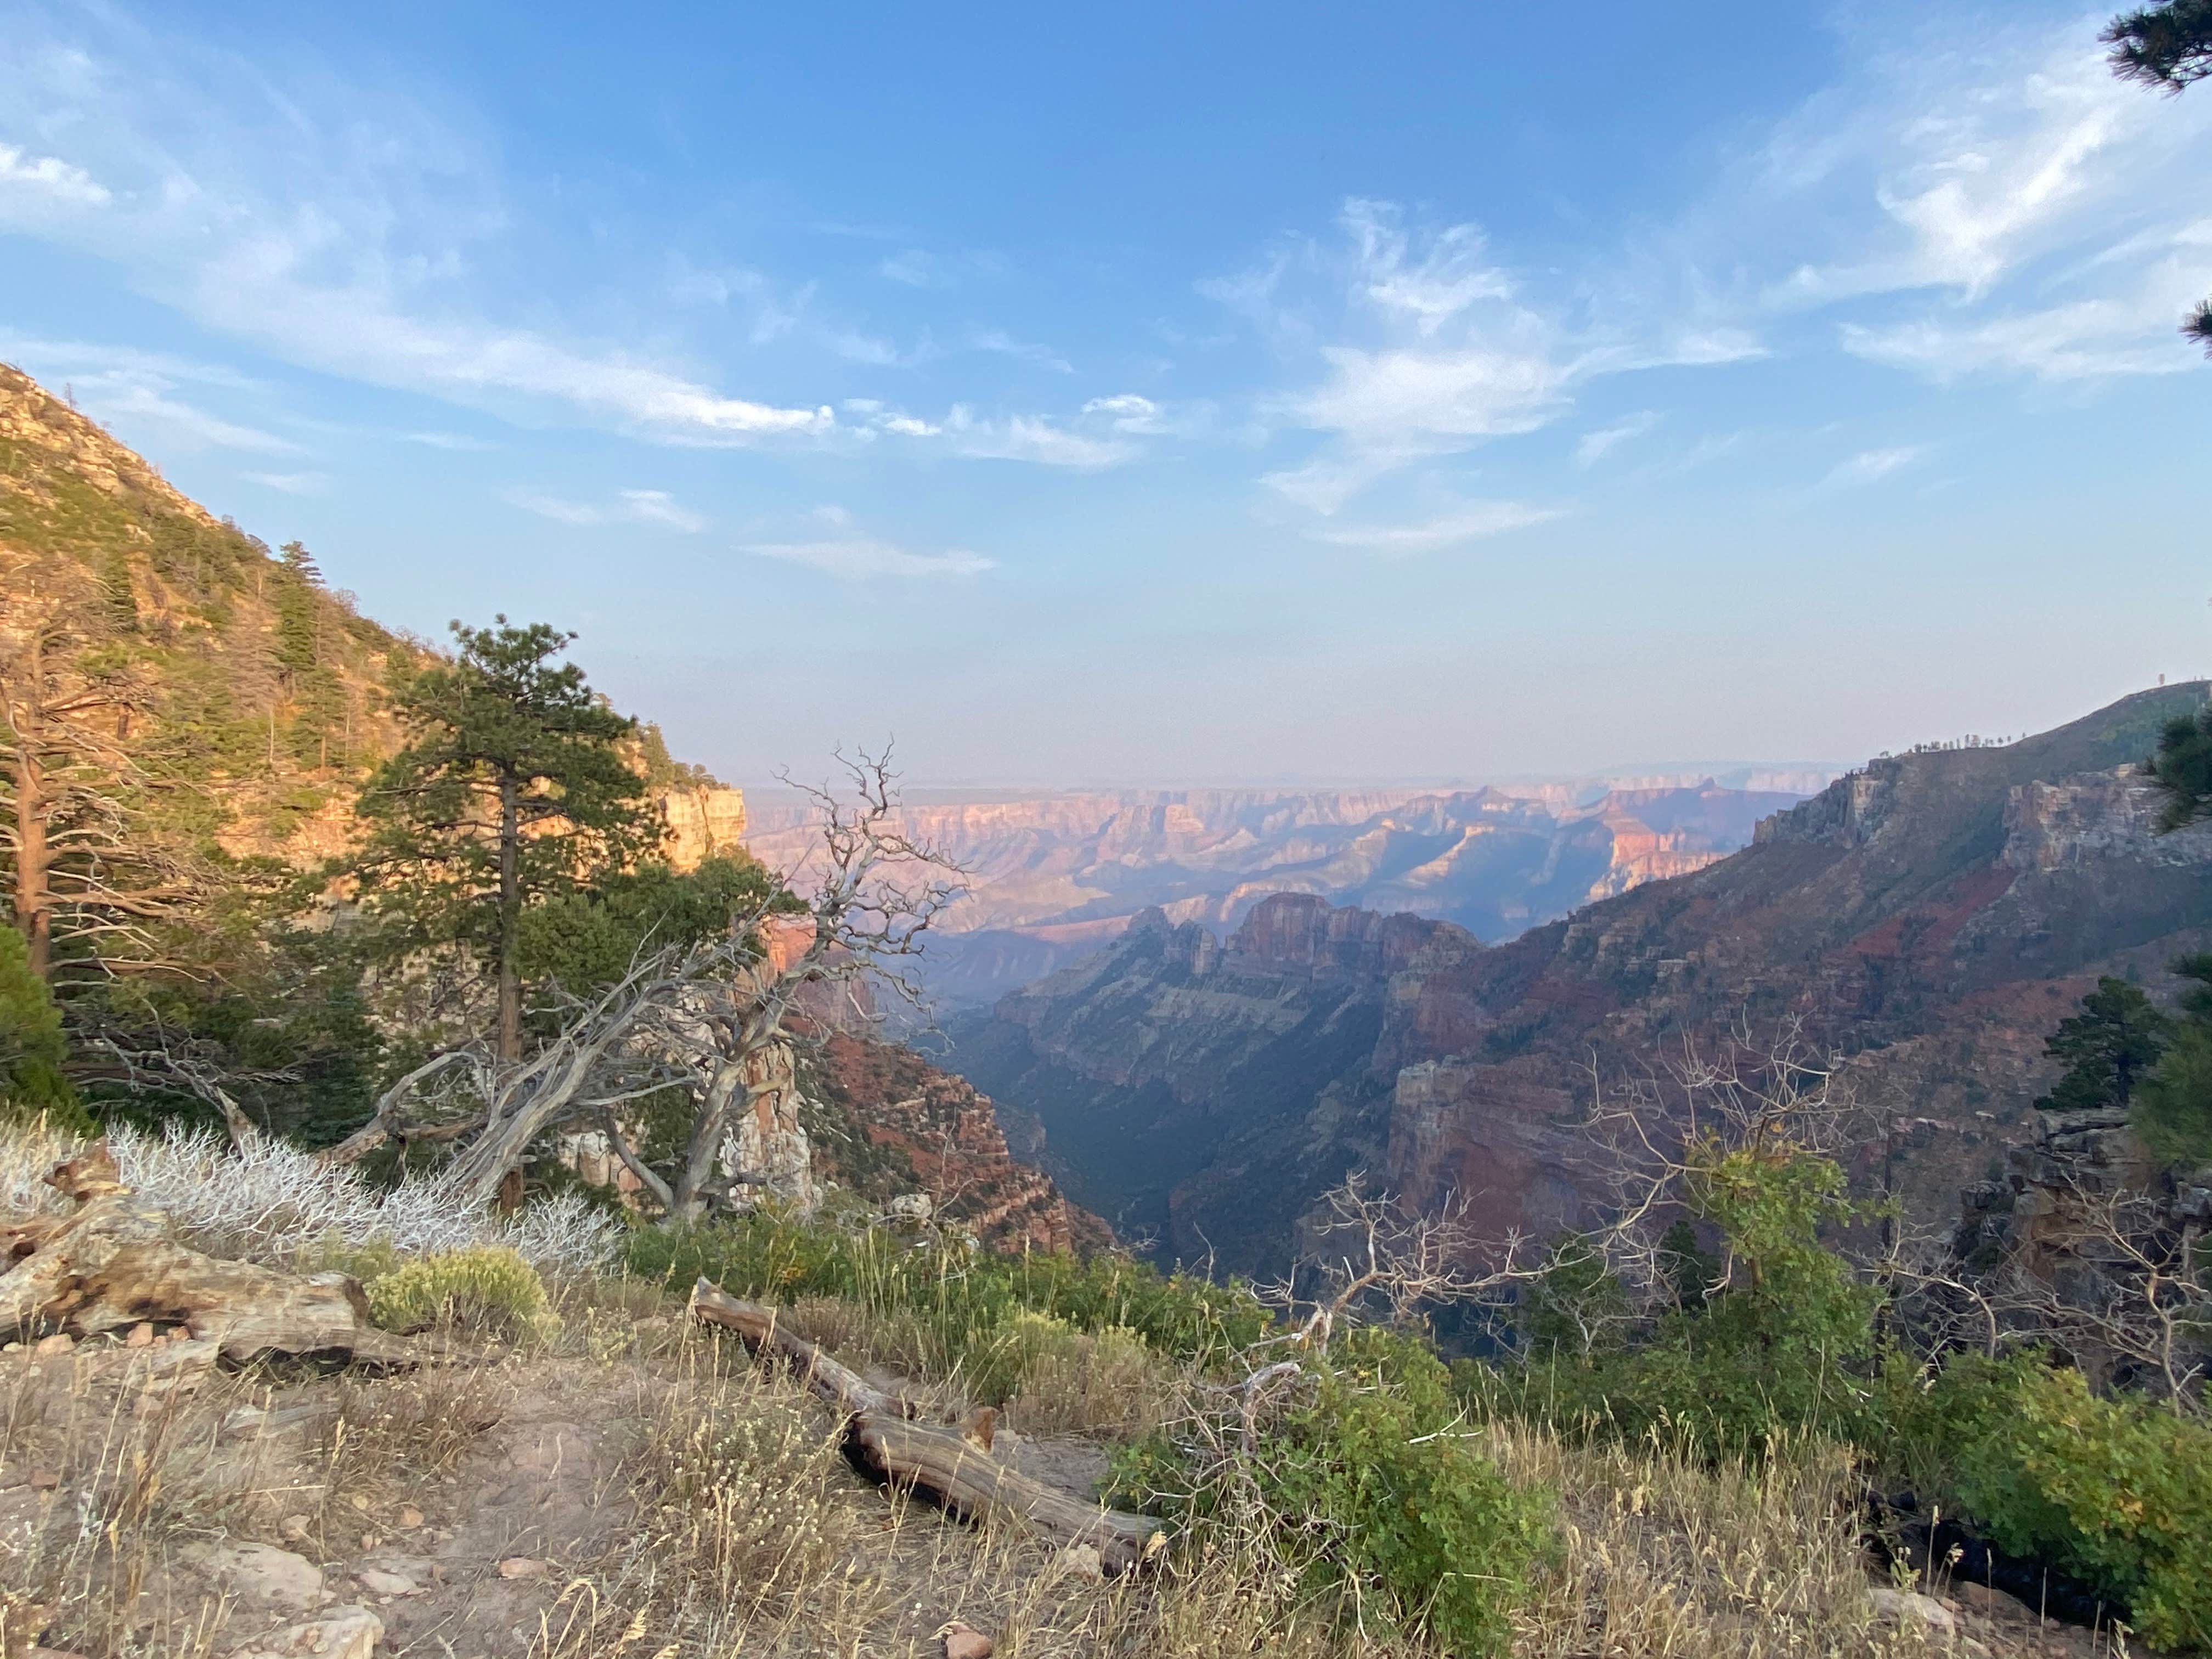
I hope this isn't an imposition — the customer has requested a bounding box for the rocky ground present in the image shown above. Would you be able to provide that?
[1,1301,2156,1659]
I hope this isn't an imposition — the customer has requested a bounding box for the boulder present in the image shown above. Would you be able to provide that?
[229,1606,381,1659]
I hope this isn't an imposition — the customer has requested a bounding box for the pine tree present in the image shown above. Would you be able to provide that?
[0,920,84,1128]
[2146,705,2212,830]
[279,540,323,585]
[272,546,320,685]
[2036,977,2172,1114]
[2135,953,2212,1169]
[348,618,664,1061]
[2104,2,2212,353]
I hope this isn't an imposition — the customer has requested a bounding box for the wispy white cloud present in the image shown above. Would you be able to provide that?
[1838,222,2212,381]
[91,377,302,453]
[619,488,707,531]
[0,18,836,448]
[842,401,1135,466]
[403,430,498,450]
[744,528,995,579]
[971,330,1073,373]
[0,334,301,452]
[1758,23,2179,307]
[1819,445,1928,489]
[503,487,707,531]
[879,250,939,287]
[0,142,110,207]
[1079,392,1215,438]
[241,470,330,494]
[1227,200,1762,516]
[941,407,1133,467]
[1574,411,1660,468]
[1312,500,1564,556]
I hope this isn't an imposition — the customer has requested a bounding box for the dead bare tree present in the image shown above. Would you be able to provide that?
[1564,1019,1888,1324]
[1915,1166,2212,1413]
[588,748,962,1220]
[320,748,961,1219]
[1260,1175,1520,1353]
[0,582,200,983]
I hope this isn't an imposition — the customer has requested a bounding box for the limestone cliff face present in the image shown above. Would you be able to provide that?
[945,685,2212,1274]
[661,786,748,871]
[2001,768,2207,873]
[804,1034,1109,1252]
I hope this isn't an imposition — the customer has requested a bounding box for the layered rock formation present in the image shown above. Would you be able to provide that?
[661,785,748,870]
[804,1033,1109,1251]
[745,777,1826,1010]
[949,687,2212,1274]
[947,894,1474,1261]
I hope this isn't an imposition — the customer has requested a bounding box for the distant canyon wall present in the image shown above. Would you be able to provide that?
[941,686,2212,1277]
[742,777,1830,1009]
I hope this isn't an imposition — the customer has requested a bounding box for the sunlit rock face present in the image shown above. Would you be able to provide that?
[944,686,2212,1281]
[660,786,748,870]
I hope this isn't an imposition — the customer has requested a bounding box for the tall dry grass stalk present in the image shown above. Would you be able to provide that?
[1493,1421,1916,1659]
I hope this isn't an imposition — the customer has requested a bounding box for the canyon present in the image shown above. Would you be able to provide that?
[941,685,2212,1273]
[742,774,1832,1011]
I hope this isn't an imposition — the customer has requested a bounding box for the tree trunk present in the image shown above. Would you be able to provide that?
[689,1281,1166,1575]
[11,741,52,981]
[6,630,54,981]
[673,1059,747,1221]
[2,1142,418,1368]
[496,772,521,1064]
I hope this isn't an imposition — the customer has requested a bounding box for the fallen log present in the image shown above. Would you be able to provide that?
[688,1278,1167,1575]
[1,1142,416,1368]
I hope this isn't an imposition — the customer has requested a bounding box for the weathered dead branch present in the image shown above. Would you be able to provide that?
[687,1278,1165,1574]
[0,1142,416,1368]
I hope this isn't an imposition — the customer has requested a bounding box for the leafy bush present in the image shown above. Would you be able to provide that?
[1114,1327,1554,1656]
[0,926,88,1133]
[363,1244,561,1341]
[1943,1362,2212,1651]
[1494,1143,1884,1453]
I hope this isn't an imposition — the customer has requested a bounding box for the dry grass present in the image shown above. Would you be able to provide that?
[2,1301,2131,1659]
[532,1323,1363,1659]
[2,1344,296,1657]
[1493,1422,1914,1659]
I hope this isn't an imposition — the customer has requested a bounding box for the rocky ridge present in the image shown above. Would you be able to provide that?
[745,777,1825,1010]
[948,686,2212,1273]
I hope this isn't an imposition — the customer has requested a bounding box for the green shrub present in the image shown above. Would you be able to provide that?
[363,1244,560,1341]
[1489,1144,1884,1454]
[1114,1327,1553,1656]
[625,1209,1270,1390]
[1947,1363,2212,1651]
[0,926,89,1134]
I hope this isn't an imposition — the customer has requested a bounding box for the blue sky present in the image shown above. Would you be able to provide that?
[3,1,2208,787]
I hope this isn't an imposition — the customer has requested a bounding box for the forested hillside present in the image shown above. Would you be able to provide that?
[0,364,1091,1237]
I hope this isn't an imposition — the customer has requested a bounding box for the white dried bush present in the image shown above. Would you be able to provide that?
[0,1118,618,1274]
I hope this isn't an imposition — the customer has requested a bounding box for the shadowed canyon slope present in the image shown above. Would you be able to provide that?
[944,686,2212,1272]
[745,776,1830,1010]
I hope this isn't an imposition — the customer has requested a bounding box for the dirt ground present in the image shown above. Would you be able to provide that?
[0,1314,2158,1659]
